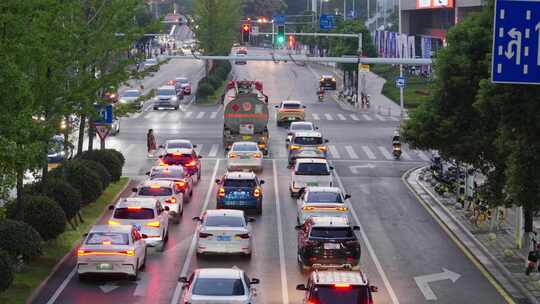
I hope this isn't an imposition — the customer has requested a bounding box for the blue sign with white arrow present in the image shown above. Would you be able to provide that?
[319,14,336,30]
[395,76,406,88]
[273,15,286,24]
[95,104,113,124]
[492,0,540,84]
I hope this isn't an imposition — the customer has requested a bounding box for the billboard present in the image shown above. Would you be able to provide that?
[416,0,454,8]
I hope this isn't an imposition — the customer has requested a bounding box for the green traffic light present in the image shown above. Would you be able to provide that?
[277,35,285,44]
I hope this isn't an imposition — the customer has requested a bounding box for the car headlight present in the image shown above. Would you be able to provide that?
[172,96,178,101]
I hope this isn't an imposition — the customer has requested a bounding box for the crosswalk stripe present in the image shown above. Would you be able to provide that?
[210,111,218,119]
[312,113,320,120]
[277,145,288,158]
[389,116,400,121]
[184,111,193,118]
[378,146,393,160]
[143,111,153,119]
[324,113,334,120]
[350,114,359,121]
[328,145,340,158]
[131,112,142,119]
[361,146,376,160]
[374,114,386,121]
[345,146,359,159]
[196,112,205,119]
[337,114,346,120]
[122,144,136,156]
[400,149,412,160]
[196,144,204,155]
[155,112,167,120]
[208,144,219,157]
[362,114,373,121]
[416,150,430,161]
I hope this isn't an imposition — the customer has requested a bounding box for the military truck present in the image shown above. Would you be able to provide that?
[223,80,269,155]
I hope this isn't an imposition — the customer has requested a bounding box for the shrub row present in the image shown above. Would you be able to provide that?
[196,61,232,99]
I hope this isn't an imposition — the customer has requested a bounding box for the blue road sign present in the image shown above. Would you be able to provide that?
[273,15,286,24]
[492,0,540,84]
[319,14,336,30]
[396,76,406,88]
[95,104,113,124]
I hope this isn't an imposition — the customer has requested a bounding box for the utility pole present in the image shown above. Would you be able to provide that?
[398,0,404,118]
[343,0,347,21]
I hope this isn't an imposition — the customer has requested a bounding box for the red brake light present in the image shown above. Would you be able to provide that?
[128,206,142,210]
[185,160,197,167]
[334,283,351,288]
[253,187,261,198]
[176,181,186,188]
[218,187,225,197]
[166,197,177,204]
[102,241,112,245]
[77,249,135,257]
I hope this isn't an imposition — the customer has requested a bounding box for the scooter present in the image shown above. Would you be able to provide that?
[526,233,540,275]
[392,145,402,160]
[317,91,324,102]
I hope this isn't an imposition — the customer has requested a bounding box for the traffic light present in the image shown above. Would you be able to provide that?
[288,35,295,47]
[276,25,285,45]
[241,23,250,43]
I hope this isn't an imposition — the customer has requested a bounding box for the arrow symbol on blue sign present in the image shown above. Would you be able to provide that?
[505,28,522,64]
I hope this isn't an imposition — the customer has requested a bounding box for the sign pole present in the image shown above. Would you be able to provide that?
[398,0,404,119]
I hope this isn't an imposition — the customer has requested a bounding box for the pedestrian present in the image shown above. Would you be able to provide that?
[147,129,157,157]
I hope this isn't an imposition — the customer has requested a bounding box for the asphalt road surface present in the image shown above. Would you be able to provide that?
[32,48,510,304]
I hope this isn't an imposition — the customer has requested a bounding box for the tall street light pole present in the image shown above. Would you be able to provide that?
[398,0,404,118]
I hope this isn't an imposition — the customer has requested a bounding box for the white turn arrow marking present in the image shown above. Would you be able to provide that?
[349,164,375,174]
[99,282,119,293]
[414,268,461,300]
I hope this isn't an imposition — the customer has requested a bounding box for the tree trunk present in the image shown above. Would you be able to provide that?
[87,117,94,151]
[525,206,534,233]
[15,167,24,219]
[77,114,86,156]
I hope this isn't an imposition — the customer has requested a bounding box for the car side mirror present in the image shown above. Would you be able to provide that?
[345,194,351,200]
[141,234,148,239]
[353,226,360,231]
[370,285,379,293]
[303,105,307,108]
[247,217,255,222]
[178,276,189,283]
[198,156,203,159]
[215,179,221,184]
[250,278,260,285]
[315,127,319,130]
[324,139,329,143]
[158,155,163,159]
[132,187,138,192]
[295,224,303,230]
[159,145,164,149]
[108,205,115,210]
[193,144,197,148]
[145,171,150,175]
[192,216,201,222]
[164,206,170,211]
[286,138,290,142]
[274,105,279,108]
[287,164,294,169]
[296,284,307,291]
[329,166,334,170]
[259,180,265,185]
[82,233,88,237]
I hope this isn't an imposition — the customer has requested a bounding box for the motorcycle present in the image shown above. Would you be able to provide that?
[526,232,540,275]
[317,90,325,102]
[392,145,402,160]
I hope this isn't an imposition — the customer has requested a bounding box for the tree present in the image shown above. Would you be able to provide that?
[195,0,242,56]
[243,0,286,17]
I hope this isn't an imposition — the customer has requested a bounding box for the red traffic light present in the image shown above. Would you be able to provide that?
[242,24,250,32]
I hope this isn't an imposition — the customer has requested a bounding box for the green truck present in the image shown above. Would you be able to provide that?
[223,80,269,155]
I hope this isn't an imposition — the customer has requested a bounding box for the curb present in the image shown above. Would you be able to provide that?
[403,166,539,304]
[26,179,132,304]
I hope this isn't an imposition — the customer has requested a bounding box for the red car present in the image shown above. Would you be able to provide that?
[174,77,191,95]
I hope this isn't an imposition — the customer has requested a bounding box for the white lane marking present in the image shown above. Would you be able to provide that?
[277,145,288,158]
[208,144,219,157]
[401,149,412,160]
[389,116,400,121]
[345,146,359,159]
[156,112,168,120]
[122,144,136,156]
[378,146,393,160]
[416,150,430,161]
[143,111,154,119]
[374,114,386,121]
[131,112,142,119]
[361,146,376,160]
[362,114,373,121]
[350,114,359,121]
[45,267,77,304]
[331,167,400,304]
[324,113,334,120]
[312,113,320,120]
[337,114,346,120]
[210,111,218,119]
[196,111,205,119]
[272,160,290,304]
[196,144,204,155]
[184,111,193,118]
[170,160,220,304]
[328,145,340,158]
[133,272,150,296]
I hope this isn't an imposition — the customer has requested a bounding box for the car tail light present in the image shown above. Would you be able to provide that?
[302,206,315,211]
[318,146,327,152]
[185,160,197,167]
[77,249,135,256]
[336,206,348,211]
[150,184,161,189]
[159,161,166,166]
[146,221,161,228]
[128,206,142,210]
[253,187,261,198]
[235,233,250,240]
[228,152,237,159]
[176,181,186,188]
[199,232,213,238]
[218,187,225,197]
[172,152,182,156]
[290,145,300,150]
[334,283,351,288]
[102,241,112,245]
[253,152,262,158]
[166,197,177,204]
[108,220,120,225]
[307,298,319,304]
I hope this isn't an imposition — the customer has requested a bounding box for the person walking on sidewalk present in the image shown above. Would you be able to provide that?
[147,129,157,157]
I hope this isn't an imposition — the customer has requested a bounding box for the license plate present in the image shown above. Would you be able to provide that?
[97,263,113,270]
[217,235,231,241]
[240,155,250,159]
[288,117,296,121]
[324,243,340,250]
[242,135,252,140]
[307,182,319,186]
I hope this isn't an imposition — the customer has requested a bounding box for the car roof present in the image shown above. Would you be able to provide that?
[139,179,175,187]
[166,139,192,145]
[311,270,369,286]
[306,186,341,193]
[296,158,328,164]
[321,75,334,78]
[290,121,314,127]
[115,197,158,209]
[224,171,257,179]
[175,77,188,80]
[309,216,350,227]
[205,209,245,218]
[293,131,322,137]
[150,165,184,174]
[196,268,243,279]
[124,89,140,93]
[283,100,302,104]
[232,141,258,146]
[158,85,175,90]
[89,224,132,233]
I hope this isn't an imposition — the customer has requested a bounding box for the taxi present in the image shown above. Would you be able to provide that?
[296,187,351,224]
[288,131,329,165]
[133,179,184,223]
[275,100,306,126]
[108,197,169,251]
[77,224,147,281]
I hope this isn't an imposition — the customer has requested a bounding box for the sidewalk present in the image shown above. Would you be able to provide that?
[406,166,540,304]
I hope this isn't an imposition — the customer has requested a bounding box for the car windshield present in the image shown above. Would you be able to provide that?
[291,124,313,131]
[113,208,155,220]
[168,142,192,149]
[310,227,354,239]
[192,278,245,296]
[283,103,301,109]
[205,215,245,227]
[162,153,194,165]
[138,186,172,196]
[123,91,140,97]
[151,168,184,179]
[306,192,342,203]
[296,163,330,175]
[158,89,176,96]
[86,232,129,245]
[232,144,258,152]
[223,179,256,188]
[294,137,323,145]
[146,59,157,64]
[176,78,188,84]
[310,285,370,304]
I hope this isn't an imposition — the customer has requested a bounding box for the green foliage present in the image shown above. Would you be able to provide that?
[104,149,126,167]
[197,81,215,98]
[0,249,14,292]
[80,160,112,188]
[41,179,81,220]
[18,196,66,241]
[195,0,242,55]
[243,0,286,17]
[77,150,122,182]
[207,75,221,88]
[0,219,42,260]
[63,160,104,204]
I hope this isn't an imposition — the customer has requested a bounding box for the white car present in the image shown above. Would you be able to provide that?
[227,141,263,172]
[193,209,254,257]
[290,158,334,198]
[133,179,184,223]
[296,187,351,224]
[162,139,197,155]
[119,89,143,108]
[286,121,317,144]
[108,197,169,250]
[235,53,247,65]
[179,268,260,304]
[146,165,194,204]
[144,58,158,68]
[154,85,180,110]
[77,224,146,280]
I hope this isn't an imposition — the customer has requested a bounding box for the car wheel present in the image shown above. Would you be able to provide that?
[196,171,201,182]
[153,107,158,110]
[297,254,309,273]
[129,261,139,281]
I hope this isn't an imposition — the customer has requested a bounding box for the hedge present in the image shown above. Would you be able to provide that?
[0,249,13,292]
[80,159,111,188]
[41,179,81,221]
[104,149,125,166]
[197,82,214,98]
[77,150,122,181]
[18,196,66,241]
[63,159,103,204]
[0,219,42,260]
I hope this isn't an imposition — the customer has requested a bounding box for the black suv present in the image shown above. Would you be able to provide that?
[296,216,361,271]
[319,75,337,90]
[296,269,378,304]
